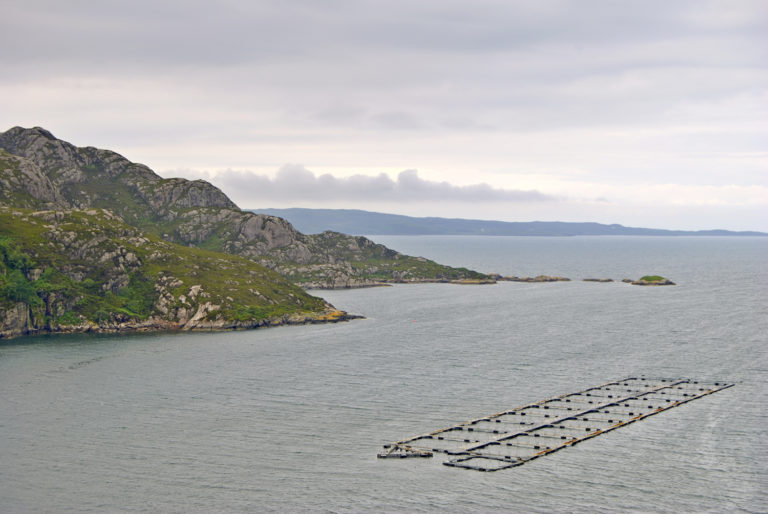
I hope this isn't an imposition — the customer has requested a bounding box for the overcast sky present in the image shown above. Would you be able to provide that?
[2,0,767,230]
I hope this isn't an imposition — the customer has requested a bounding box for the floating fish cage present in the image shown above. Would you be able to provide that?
[378,376,733,472]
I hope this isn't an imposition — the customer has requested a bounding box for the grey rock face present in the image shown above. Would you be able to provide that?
[0,126,236,215]
[0,302,30,338]
[0,150,68,209]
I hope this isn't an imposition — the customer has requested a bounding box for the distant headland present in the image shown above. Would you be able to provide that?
[252,208,766,237]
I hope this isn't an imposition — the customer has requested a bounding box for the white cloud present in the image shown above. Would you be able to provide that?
[210,166,554,205]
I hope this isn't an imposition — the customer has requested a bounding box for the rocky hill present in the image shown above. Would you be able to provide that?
[0,126,488,338]
[0,126,486,288]
[0,207,351,339]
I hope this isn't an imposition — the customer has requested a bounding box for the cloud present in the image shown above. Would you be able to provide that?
[211,166,554,205]
[1,0,766,230]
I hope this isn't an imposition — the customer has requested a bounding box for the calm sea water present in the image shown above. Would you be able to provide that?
[1,236,766,513]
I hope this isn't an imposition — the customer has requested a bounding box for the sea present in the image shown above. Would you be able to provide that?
[1,236,766,513]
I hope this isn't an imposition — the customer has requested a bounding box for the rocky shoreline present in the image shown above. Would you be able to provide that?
[487,274,675,286]
[302,277,497,289]
[0,305,362,340]
[304,273,676,289]
[1,271,676,340]
[492,274,571,283]
[302,274,677,288]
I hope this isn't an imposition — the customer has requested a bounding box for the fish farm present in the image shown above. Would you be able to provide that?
[378,376,733,472]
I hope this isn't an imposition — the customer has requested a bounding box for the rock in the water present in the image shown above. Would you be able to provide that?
[631,276,675,286]
[498,275,571,282]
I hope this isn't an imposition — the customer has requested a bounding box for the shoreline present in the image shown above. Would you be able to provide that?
[299,277,497,289]
[0,309,364,341]
[300,275,675,288]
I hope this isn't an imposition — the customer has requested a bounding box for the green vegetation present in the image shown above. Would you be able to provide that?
[0,236,41,306]
[352,256,484,281]
[639,275,665,282]
[266,230,488,287]
[0,208,331,334]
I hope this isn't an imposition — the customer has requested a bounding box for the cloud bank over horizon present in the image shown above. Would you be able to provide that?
[204,166,555,205]
[161,165,768,232]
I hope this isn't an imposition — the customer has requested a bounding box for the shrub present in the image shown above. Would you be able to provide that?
[0,269,41,305]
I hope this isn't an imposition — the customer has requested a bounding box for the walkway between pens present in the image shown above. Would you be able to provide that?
[378,376,734,471]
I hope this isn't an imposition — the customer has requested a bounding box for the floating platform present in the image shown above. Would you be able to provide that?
[378,376,733,471]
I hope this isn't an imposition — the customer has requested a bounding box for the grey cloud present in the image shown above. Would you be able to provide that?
[3,0,764,138]
[2,0,765,232]
[3,1,765,72]
[214,166,554,204]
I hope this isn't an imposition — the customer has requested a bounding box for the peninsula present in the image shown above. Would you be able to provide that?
[0,126,486,338]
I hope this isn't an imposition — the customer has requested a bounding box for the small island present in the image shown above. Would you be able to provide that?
[624,275,676,286]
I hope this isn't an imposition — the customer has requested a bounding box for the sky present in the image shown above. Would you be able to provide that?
[2,0,767,231]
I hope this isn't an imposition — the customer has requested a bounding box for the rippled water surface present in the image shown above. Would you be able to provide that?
[1,236,766,512]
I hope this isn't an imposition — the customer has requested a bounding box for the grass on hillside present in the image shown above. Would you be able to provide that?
[0,208,330,330]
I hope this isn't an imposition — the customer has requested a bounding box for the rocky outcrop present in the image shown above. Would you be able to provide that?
[0,150,67,209]
[493,274,571,282]
[0,302,32,338]
[583,278,614,283]
[0,126,236,218]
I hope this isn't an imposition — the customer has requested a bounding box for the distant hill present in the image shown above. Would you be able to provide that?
[252,208,767,237]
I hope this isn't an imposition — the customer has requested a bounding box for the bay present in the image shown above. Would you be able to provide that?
[1,236,766,512]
